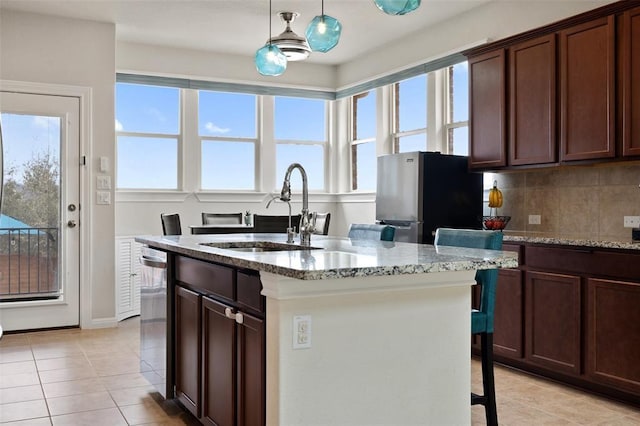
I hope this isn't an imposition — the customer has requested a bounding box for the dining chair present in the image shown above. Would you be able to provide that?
[201,212,243,225]
[312,212,331,235]
[253,214,302,233]
[160,213,182,236]
[434,227,503,426]
[347,223,395,241]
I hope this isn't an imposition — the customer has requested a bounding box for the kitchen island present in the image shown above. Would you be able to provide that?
[136,233,518,425]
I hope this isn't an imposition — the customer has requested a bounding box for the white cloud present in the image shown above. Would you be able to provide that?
[205,122,231,134]
[115,119,123,131]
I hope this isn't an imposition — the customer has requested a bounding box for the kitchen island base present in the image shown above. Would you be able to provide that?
[262,270,475,425]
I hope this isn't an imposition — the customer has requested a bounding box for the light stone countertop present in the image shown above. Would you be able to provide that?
[503,232,640,251]
[136,233,519,280]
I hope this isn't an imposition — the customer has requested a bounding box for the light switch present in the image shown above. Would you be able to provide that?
[96,191,111,205]
[96,175,111,190]
[99,156,109,172]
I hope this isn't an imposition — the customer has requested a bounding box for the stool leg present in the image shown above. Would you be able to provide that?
[481,332,498,426]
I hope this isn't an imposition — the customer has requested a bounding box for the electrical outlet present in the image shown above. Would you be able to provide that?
[293,315,311,349]
[623,216,640,228]
[528,214,541,225]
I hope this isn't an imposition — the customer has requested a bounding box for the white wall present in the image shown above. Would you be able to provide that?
[0,10,117,325]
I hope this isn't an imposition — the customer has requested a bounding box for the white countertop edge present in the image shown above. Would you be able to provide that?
[260,269,478,300]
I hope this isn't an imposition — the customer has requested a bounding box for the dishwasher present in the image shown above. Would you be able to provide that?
[139,246,170,398]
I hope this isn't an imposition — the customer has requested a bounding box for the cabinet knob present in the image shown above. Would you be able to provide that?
[224,307,235,320]
[235,312,244,325]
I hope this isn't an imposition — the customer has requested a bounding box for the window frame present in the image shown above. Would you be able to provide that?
[443,62,470,155]
[391,74,428,154]
[350,91,377,191]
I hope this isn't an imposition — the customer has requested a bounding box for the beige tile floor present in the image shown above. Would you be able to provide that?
[1,317,639,425]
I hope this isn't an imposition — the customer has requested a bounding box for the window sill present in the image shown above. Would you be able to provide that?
[116,191,191,203]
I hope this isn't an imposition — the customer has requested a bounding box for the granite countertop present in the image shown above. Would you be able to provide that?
[502,232,640,251]
[136,233,519,280]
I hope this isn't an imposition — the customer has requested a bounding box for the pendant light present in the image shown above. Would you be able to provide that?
[373,0,421,16]
[255,0,287,76]
[305,0,342,53]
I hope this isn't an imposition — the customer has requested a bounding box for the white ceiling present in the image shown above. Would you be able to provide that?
[0,0,492,65]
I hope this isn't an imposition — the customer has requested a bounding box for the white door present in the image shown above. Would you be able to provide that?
[0,91,80,331]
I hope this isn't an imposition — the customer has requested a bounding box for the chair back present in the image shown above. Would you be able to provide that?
[253,214,302,233]
[348,224,395,241]
[434,228,503,333]
[161,213,182,236]
[202,212,243,225]
[313,213,331,235]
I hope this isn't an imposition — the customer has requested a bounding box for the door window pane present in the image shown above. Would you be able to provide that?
[117,136,178,189]
[0,113,61,299]
[199,91,256,138]
[116,84,180,134]
[275,97,325,141]
[396,75,427,132]
[352,142,376,191]
[276,144,324,191]
[201,141,255,190]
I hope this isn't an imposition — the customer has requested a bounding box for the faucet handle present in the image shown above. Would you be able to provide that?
[308,211,317,232]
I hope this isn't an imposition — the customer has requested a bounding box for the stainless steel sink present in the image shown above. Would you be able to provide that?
[201,241,322,252]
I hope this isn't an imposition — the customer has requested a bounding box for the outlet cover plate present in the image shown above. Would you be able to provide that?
[528,215,541,225]
[623,216,640,228]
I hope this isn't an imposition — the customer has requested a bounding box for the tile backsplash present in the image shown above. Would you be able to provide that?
[485,162,640,242]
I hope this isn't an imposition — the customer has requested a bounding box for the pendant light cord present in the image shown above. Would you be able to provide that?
[268,0,272,46]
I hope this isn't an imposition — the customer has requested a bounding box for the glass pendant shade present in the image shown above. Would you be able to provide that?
[305,15,342,53]
[255,44,287,76]
[373,0,421,15]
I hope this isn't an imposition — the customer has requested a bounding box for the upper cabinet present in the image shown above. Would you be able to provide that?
[469,49,506,168]
[466,1,638,171]
[559,17,615,161]
[622,6,640,157]
[509,34,557,166]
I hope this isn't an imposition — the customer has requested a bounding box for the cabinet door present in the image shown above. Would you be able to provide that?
[509,35,557,165]
[525,271,581,375]
[622,7,640,157]
[202,296,236,426]
[586,278,640,394]
[175,286,201,417]
[237,311,266,426]
[559,16,615,161]
[494,269,523,358]
[469,49,507,169]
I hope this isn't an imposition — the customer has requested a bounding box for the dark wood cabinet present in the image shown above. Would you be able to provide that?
[202,297,236,426]
[559,17,616,161]
[494,268,523,358]
[621,7,640,157]
[175,285,201,417]
[509,35,557,165]
[525,271,582,375]
[173,256,265,426]
[586,278,640,394]
[469,49,507,169]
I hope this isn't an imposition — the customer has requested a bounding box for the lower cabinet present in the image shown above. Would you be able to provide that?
[173,256,265,426]
[586,278,640,394]
[525,271,581,375]
[489,243,640,405]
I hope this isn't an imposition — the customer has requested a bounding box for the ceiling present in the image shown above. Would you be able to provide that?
[0,0,492,65]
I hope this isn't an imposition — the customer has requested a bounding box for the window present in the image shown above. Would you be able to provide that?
[445,62,469,155]
[199,90,257,190]
[351,90,377,191]
[393,75,427,153]
[274,96,326,191]
[116,83,180,189]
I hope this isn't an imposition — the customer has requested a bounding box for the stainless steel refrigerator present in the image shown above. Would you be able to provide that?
[376,151,482,244]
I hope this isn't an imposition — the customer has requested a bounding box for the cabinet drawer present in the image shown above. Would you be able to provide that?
[237,270,264,314]
[526,246,640,280]
[175,256,235,301]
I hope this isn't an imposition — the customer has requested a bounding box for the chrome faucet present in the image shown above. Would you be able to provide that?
[278,163,316,246]
[266,195,296,243]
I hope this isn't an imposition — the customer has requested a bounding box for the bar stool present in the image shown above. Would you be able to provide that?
[434,227,503,426]
[348,224,395,241]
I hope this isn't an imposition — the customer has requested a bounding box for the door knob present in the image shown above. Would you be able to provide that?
[67,220,77,228]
